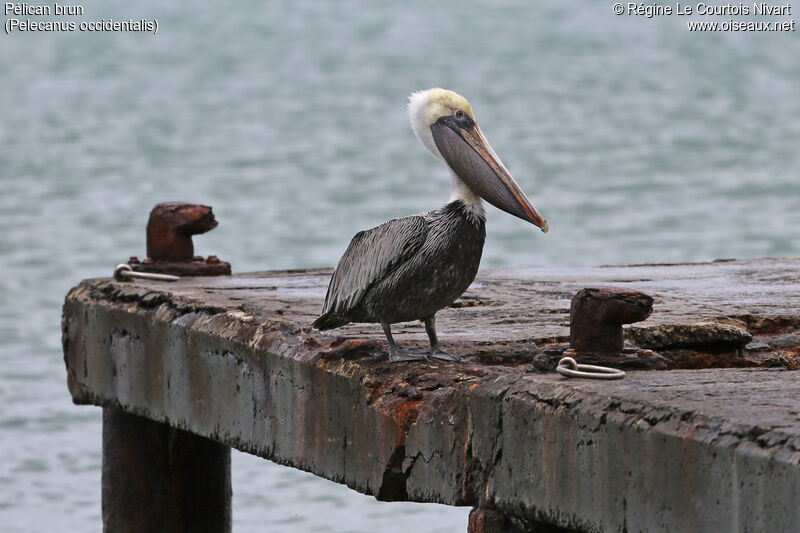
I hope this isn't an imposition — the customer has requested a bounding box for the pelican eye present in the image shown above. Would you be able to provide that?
[453,109,465,119]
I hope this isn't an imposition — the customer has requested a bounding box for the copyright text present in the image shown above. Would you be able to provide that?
[612,2,795,30]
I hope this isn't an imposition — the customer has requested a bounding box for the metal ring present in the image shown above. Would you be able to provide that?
[113,264,180,282]
[556,357,626,380]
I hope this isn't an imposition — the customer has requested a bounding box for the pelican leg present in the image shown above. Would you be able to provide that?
[424,315,465,362]
[382,321,426,362]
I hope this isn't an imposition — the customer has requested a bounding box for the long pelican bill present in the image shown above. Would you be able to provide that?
[430,117,549,233]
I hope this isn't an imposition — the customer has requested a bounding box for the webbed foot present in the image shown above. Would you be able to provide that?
[422,315,464,362]
[388,348,429,363]
[383,322,426,362]
[428,349,465,363]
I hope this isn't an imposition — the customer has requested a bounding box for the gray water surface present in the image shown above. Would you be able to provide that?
[1,1,798,531]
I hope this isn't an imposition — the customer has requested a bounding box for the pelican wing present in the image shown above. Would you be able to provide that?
[321,215,429,316]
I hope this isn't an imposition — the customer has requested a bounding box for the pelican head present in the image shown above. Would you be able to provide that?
[408,88,548,233]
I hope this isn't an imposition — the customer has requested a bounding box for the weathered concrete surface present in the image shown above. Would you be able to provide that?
[62,258,800,532]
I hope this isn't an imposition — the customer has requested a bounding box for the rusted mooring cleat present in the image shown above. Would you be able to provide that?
[565,287,667,370]
[129,202,231,276]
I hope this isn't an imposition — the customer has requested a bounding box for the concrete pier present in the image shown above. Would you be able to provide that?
[62,258,800,532]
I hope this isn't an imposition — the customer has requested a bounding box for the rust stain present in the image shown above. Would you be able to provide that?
[293,384,309,467]
[392,398,423,436]
[317,338,382,360]
[682,423,699,503]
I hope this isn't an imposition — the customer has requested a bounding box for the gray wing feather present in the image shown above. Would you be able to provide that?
[322,215,429,315]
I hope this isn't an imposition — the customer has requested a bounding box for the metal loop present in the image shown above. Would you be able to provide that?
[556,357,626,380]
[113,264,180,282]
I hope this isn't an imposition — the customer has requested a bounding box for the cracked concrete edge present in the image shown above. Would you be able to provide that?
[402,373,800,532]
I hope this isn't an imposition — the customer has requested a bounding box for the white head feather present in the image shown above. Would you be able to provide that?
[407,88,483,213]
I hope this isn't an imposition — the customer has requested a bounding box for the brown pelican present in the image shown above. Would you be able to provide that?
[312,88,548,362]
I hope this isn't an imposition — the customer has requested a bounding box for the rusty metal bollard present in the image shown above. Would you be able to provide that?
[563,287,666,370]
[128,201,231,276]
[570,287,652,354]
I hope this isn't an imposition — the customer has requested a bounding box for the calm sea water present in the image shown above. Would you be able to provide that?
[1,1,798,531]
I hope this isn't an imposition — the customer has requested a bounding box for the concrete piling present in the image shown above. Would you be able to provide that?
[102,408,232,533]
